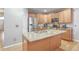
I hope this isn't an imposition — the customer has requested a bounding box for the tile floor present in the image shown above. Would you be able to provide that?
[60,40,79,51]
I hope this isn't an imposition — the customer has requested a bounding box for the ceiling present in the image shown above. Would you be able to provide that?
[28,8,67,14]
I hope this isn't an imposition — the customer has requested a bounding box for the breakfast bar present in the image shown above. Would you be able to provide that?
[23,29,66,51]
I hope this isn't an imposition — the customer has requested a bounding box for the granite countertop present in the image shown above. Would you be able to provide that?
[23,29,66,42]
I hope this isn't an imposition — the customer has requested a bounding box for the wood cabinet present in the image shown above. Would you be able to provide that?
[23,34,62,51]
[63,9,72,23]
[38,14,52,24]
[59,9,72,23]
[50,13,55,18]
[62,29,72,41]
[47,14,51,23]
[54,13,59,18]
[48,9,72,23]
[23,29,72,51]
[50,35,61,50]
[37,14,46,24]
[59,11,64,23]
[27,38,49,51]
[29,13,36,18]
[28,8,72,24]
[29,13,52,24]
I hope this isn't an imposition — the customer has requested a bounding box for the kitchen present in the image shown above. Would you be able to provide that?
[0,8,78,51]
[23,8,79,51]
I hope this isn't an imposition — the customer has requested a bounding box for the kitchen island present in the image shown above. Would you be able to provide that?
[23,29,66,51]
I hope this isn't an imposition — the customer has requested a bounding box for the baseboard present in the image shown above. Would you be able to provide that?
[73,39,79,42]
[3,42,22,48]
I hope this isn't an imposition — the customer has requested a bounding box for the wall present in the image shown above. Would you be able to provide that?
[4,8,26,47]
[0,19,4,31]
[23,9,28,33]
[65,9,79,42]
[73,8,79,42]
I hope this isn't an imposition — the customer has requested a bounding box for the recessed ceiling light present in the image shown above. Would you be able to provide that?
[44,9,47,12]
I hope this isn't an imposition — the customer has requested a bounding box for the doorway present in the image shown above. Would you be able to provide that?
[0,8,4,50]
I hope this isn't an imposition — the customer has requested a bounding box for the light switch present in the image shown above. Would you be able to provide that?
[75,25,77,27]
[16,25,19,27]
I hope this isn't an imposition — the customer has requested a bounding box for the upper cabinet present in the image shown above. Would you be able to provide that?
[36,14,52,24]
[47,14,51,23]
[59,9,72,23]
[50,13,55,18]
[29,13,36,17]
[63,9,72,23]
[59,11,64,23]
[28,8,72,24]
[54,13,59,18]
[49,9,72,24]
[37,14,47,24]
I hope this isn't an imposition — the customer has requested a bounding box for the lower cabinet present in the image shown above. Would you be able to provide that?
[25,34,62,51]
[62,29,72,41]
[50,35,61,50]
[27,38,49,51]
[23,29,72,51]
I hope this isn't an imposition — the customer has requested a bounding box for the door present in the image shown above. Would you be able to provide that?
[4,9,23,47]
[73,9,79,41]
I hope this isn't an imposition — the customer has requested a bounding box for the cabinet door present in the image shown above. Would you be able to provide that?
[63,9,72,23]
[59,9,72,23]
[28,38,49,51]
[38,14,42,24]
[55,13,59,18]
[50,35,61,50]
[62,29,72,41]
[37,14,41,24]
[37,14,46,24]
[59,11,64,23]
[50,13,55,18]
[47,14,52,23]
